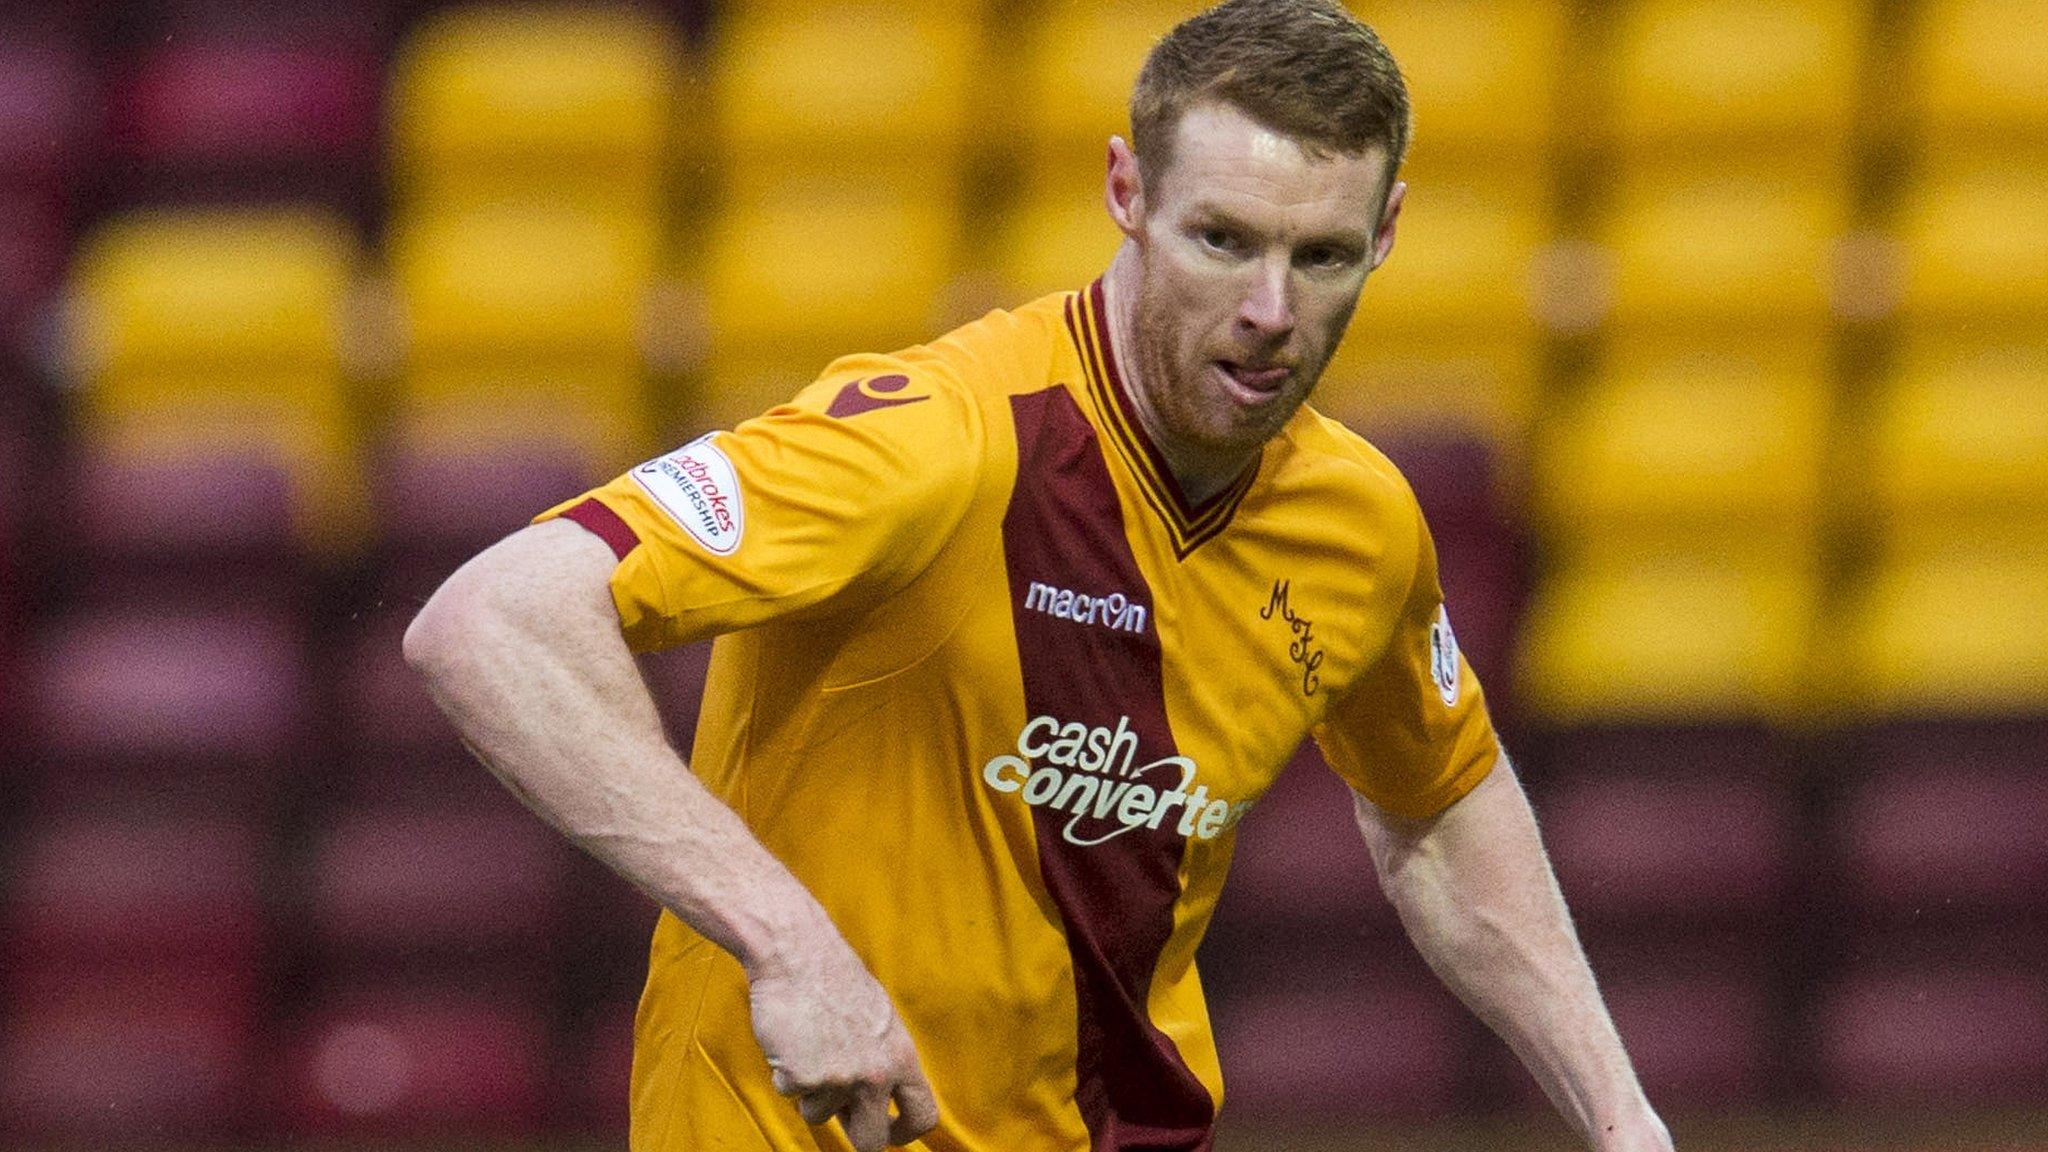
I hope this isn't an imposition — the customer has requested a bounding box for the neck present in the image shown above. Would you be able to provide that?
[1100,248,1250,507]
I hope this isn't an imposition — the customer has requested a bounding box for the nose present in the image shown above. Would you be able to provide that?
[1237,258,1295,342]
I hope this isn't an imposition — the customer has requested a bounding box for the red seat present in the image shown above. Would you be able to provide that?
[0,193,64,337]
[0,965,258,1140]
[116,0,402,46]
[1213,747,1398,935]
[1527,723,1794,786]
[1815,960,2048,1105]
[1593,944,1777,1110]
[0,40,91,195]
[1836,765,2048,916]
[283,988,548,1137]
[116,39,376,165]
[335,615,462,759]
[1539,770,1795,924]
[374,441,596,562]
[1607,977,1774,1110]
[69,446,301,570]
[575,1000,637,1137]
[0,39,81,344]
[306,802,568,961]
[638,639,714,757]
[0,380,30,553]
[26,605,308,771]
[3,812,265,970]
[1214,954,1465,1120]
[1373,430,1523,693]
[1858,716,2048,777]
[1372,428,1513,547]
[110,36,378,210]
[567,848,662,961]
[1431,531,1522,707]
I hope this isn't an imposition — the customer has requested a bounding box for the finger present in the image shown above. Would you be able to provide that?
[797,1088,849,1126]
[838,1087,892,1152]
[888,1075,940,1144]
[770,1066,795,1097]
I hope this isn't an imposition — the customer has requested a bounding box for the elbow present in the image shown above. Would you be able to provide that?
[403,574,482,688]
[402,521,619,693]
[401,600,441,680]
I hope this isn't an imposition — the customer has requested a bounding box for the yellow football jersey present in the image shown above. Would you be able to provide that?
[537,282,1500,1152]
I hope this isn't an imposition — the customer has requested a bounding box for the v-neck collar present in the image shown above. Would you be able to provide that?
[1062,278,1260,560]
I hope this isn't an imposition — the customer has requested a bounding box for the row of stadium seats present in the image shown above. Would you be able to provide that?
[24,600,2041,938]
[4,0,2046,1143]
[11,0,2045,343]
[38,239,2048,725]
[15,0,2048,172]
[8,930,2042,1134]
[8,680,2042,1136]
[1220,835,2048,1115]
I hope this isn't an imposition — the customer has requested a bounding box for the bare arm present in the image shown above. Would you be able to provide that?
[403,519,935,1151]
[1355,757,1672,1152]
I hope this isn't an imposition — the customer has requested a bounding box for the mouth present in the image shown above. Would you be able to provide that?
[1213,360,1292,402]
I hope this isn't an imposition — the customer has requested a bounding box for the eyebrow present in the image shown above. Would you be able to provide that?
[1187,204,1372,252]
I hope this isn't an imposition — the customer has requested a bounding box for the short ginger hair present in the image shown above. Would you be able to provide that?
[1130,0,1411,190]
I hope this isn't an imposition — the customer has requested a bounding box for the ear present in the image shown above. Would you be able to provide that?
[1105,136,1146,240]
[1370,180,1406,272]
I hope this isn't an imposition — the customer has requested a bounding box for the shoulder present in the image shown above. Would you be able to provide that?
[915,290,1079,400]
[1275,405,1427,535]
[783,291,1075,419]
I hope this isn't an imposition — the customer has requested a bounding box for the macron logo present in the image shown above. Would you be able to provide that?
[1023,581,1149,636]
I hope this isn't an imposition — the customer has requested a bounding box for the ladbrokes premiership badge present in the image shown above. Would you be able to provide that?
[1429,604,1461,707]
[632,433,744,556]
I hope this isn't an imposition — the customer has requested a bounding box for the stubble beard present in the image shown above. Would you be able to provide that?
[1129,270,1267,470]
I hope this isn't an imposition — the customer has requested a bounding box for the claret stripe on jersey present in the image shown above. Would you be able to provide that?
[561,497,641,560]
[1002,385,1215,1152]
[1065,281,1259,559]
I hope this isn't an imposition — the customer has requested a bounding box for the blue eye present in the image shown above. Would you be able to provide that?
[1200,228,1238,253]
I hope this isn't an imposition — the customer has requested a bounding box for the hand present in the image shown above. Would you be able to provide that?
[1591,1111,1674,1152]
[747,939,939,1151]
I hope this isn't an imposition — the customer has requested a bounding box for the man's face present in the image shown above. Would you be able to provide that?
[1113,102,1401,473]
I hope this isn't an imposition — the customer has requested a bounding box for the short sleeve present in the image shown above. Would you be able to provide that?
[533,362,984,653]
[1312,501,1500,820]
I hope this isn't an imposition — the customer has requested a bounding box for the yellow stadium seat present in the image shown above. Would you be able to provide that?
[1348,176,1549,338]
[68,208,367,552]
[1532,340,1833,540]
[1518,545,1821,723]
[694,346,854,437]
[703,177,958,360]
[1012,0,1208,168]
[388,4,682,211]
[1912,0,2048,141]
[82,386,366,553]
[1603,159,1848,332]
[712,3,981,168]
[1862,336,2048,534]
[1608,0,1865,153]
[1895,150,2048,319]
[71,208,356,380]
[1354,0,1570,164]
[392,361,653,474]
[996,171,1123,301]
[1843,539,2048,716]
[389,203,659,368]
[1315,335,1540,450]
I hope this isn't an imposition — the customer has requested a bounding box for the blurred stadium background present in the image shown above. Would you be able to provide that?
[0,0,2044,1148]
